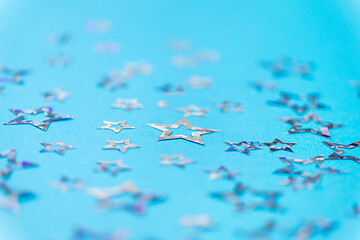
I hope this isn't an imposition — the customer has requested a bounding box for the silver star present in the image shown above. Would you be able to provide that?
[111,98,144,111]
[323,140,360,163]
[225,141,261,155]
[260,138,296,152]
[102,139,140,153]
[43,88,71,102]
[40,141,76,155]
[215,101,244,112]
[95,160,131,176]
[159,154,195,168]
[204,166,240,180]
[97,120,135,134]
[177,105,208,117]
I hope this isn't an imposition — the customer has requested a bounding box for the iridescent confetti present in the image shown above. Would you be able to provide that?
[177,105,208,117]
[203,166,240,181]
[224,141,261,155]
[215,101,244,112]
[95,160,131,176]
[159,154,195,168]
[40,141,76,155]
[97,121,135,134]
[260,138,296,152]
[102,139,140,153]
[43,88,71,102]
[111,99,144,111]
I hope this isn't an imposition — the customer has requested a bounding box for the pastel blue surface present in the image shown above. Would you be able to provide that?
[0,1,360,239]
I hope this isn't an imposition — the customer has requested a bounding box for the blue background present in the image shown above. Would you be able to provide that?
[0,0,360,239]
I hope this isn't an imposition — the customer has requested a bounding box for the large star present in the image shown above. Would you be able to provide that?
[97,120,135,134]
[102,139,140,153]
[4,106,73,131]
[323,141,360,163]
[260,138,296,152]
[147,119,219,145]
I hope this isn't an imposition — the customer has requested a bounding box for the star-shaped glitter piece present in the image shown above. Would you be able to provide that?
[159,154,195,168]
[0,182,36,214]
[111,98,144,111]
[43,88,71,102]
[0,149,38,179]
[322,140,360,163]
[95,160,131,176]
[204,166,240,180]
[51,176,84,193]
[281,113,343,138]
[4,106,73,131]
[147,119,219,145]
[40,141,76,155]
[103,139,140,153]
[97,120,135,134]
[157,100,170,108]
[215,101,244,112]
[187,75,213,90]
[224,141,261,155]
[157,83,184,96]
[260,138,296,152]
[177,105,208,117]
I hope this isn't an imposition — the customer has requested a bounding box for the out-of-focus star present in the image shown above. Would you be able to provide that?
[51,176,84,193]
[180,214,214,230]
[0,148,38,179]
[157,83,184,96]
[177,105,208,117]
[0,182,36,214]
[159,154,195,168]
[147,119,219,145]
[95,160,131,176]
[224,141,261,155]
[40,140,76,155]
[111,98,144,111]
[260,138,296,152]
[323,140,360,163]
[4,106,73,131]
[103,139,140,153]
[215,101,244,112]
[43,88,71,102]
[204,166,240,180]
[157,100,170,108]
[97,120,135,134]
[281,113,343,138]
[187,75,212,90]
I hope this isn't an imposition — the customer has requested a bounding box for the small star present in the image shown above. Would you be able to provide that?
[103,139,140,153]
[4,106,73,131]
[224,141,261,155]
[187,75,212,89]
[215,101,244,112]
[97,120,135,134]
[177,105,208,117]
[157,83,184,96]
[95,160,131,176]
[180,214,214,230]
[147,119,219,145]
[322,140,360,163]
[40,140,76,155]
[281,113,343,138]
[157,100,170,108]
[260,138,296,152]
[43,88,71,102]
[111,98,144,111]
[0,182,36,214]
[203,166,240,180]
[51,176,84,193]
[159,154,195,168]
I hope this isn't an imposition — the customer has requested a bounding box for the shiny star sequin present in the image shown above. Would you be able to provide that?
[0,149,38,179]
[323,140,360,163]
[111,99,144,111]
[281,113,343,138]
[147,119,219,145]
[215,101,244,112]
[157,83,184,96]
[97,121,135,134]
[159,154,195,168]
[51,176,84,193]
[4,106,73,131]
[177,105,208,117]
[103,139,140,153]
[43,88,71,102]
[0,182,36,214]
[225,141,261,155]
[95,160,131,176]
[40,141,75,155]
[260,138,296,152]
[203,166,240,180]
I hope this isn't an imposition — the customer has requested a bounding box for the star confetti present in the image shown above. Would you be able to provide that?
[97,120,135,134]
[260,138,296,152]
[159,154,195,168]
[224,141,261,155]
[215,101,244,112]
[203,166,240,181]
[187,75,212,89]
[323,140,360,163]
[0,148,38,179]
[147,119,219,145]
[95,160,131,176]
[102,139,140,153]
[111,99,144,111]
[51,176,84,193]
[40,141,76,155]
[157,100,170,108]
[157,83,184,96]
[43,88,71,102]
[0,182,36,214]
[177,105,208,117]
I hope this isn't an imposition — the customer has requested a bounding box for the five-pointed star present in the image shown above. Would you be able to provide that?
[97,120,135,134]
[43,88,71,102]
[0,148,38,179]
[260,138,296,152]
[4,106,73,131]
[281,113,343,138]
[159,154,195,168]
[203,166,240,180]
[111,98,144,111]
[40,140,76,155]
[215,101,244,112]
[95,160,131,175]
[224,141,261,155]
[177,105,208,117]
[322,140,360,163]
[102,139,140,153]
[0,182,36,214]
[51,176,84,193]
[147,119,219,145]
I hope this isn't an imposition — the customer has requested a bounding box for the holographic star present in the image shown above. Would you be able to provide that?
[0,182,36,214]
[40,141,76,155]
[43,88,71,102]
[0,149,38,179]
[177,105,208,117]
[157,83,184,96]
[103,139,140,153]
[215,101,244,112]
[281,113,343,138]
[159,154,195,168]
[95,160,131,176]
[260,138,296,152]
[97,120,135,134]
[224,141,261,155]
[322,140,360,163]
[111,98,144,111]
[4,106,73,131]
[51,176,84,193]
[203,166,240,180]
[187,75,213,90]
[147,119,219,145]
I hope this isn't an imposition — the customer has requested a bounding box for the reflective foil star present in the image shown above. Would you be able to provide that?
[260,138,296,152]
[111,98,144,111]
[159,154,195,168]
[43,88,70,102]
[215,101,244,112]
[177,105,208,117]
[203,166,240,180]
[187,75,213,90]
[225,141,261,155]
[103,139,140,153]
[147,119,219,145]
[323,140,360,163]
[51,176,84,193]
[0,182,36,214]
[0,148,38,179]
[4,106,73,131]
[40,140,76,155]
[95,160,131,176]
[97,120,135,134]
[157,83,184,96]
[281,113,343,138]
